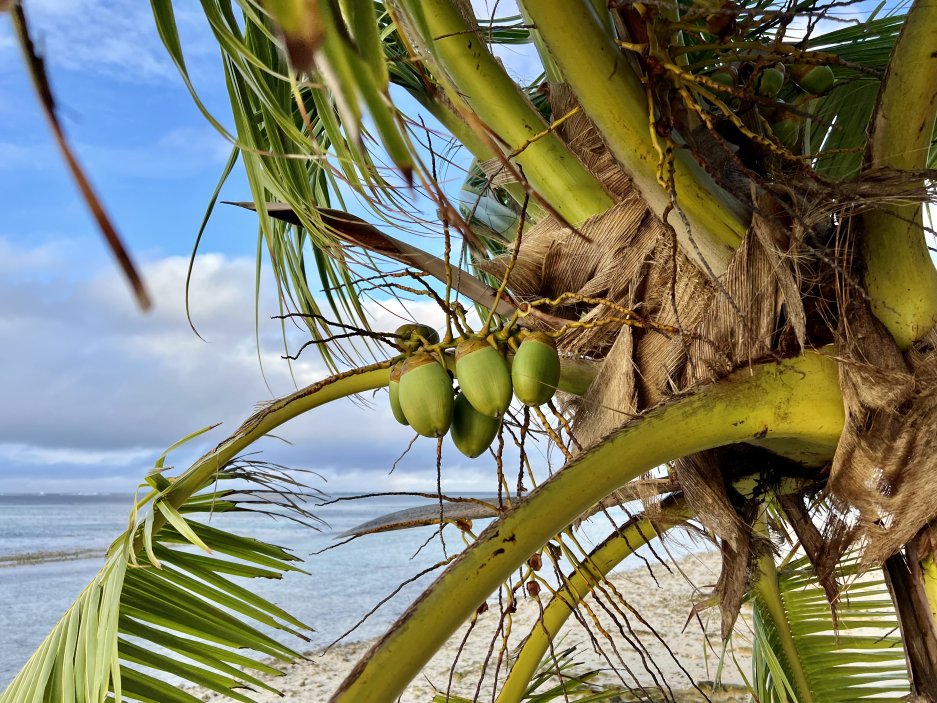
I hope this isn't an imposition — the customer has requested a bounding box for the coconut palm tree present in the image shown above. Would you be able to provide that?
[3,0,937,701]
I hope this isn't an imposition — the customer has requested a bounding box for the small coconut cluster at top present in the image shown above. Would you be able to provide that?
[707,57,835,150]
[388,323,561,459]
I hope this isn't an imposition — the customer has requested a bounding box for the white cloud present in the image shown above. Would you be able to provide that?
[0,237,67,275]
[0,238,508,495]
[3,0,217,84]
[0,443,153,467]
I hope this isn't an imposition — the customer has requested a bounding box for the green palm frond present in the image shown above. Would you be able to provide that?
[1,435,316,703]
[805,17,904,180]
[751,549,909,703]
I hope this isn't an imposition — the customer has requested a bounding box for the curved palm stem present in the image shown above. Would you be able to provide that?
[331,351,845,702]
[519,0,747,274]
[861,0,937,348]
[395,0,616,226]
[148,351,599,542]
[147,364,393,543]
[496,496,692,703]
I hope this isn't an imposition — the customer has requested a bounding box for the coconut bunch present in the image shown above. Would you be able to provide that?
[387,323,561,458]
[707,59,836,151]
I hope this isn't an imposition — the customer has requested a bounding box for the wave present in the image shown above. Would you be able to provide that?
[0,549,103,568]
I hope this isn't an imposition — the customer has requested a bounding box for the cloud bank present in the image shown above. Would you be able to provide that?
[0,238,504,496]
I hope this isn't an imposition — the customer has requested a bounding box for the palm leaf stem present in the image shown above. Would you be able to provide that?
[496,496,692,703]
[394,0,616,226]
[144,363,392,543]
[519,0,747,274]
[229,201,566,323]
[753,514,814,703]
[330,351,845,702]
[144,345,599,546]
[861,0,937,348]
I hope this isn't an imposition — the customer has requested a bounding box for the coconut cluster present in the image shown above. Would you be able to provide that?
[388,325,561,459]
[709,60,835,150]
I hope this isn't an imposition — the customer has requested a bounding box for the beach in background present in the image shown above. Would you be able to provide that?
[0,494,751,700]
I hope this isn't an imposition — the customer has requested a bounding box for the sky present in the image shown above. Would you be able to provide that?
[6,3,917,500]
[0,1,548,496]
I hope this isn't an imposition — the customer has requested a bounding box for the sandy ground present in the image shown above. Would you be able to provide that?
[193,551,753,702]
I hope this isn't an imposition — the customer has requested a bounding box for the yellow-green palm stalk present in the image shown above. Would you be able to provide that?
[861,2,937,349]
[332,352,845,702]
[393,0,615,226]
[519,0,747,272]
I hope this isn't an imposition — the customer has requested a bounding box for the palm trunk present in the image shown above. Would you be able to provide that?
[884,547,937,701]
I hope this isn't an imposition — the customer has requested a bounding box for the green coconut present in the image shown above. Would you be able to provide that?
[455,338,513,417]
[451,392,501,458]
[398,353,453,437]
[511,332,561,406]
[755,65,785,97]
[791,64,834,95]
[709,66,738,90]
[388,362,408,426]
[394,323,440,352]
[770,117,801,150]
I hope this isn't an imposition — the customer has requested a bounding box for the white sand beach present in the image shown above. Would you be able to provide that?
[193,551,753,702]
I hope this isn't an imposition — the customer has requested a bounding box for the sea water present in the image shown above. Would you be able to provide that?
[0,492,662,688]
[0,492,490,686]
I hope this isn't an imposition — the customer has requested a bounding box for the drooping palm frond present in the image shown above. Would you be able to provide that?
[1,361,401,702]
[751,548,909,703]
[0,431,317,703]
[150,0,547,369]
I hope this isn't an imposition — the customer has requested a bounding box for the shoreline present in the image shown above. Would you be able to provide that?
[0,549,103,568]
[192,551,753,702]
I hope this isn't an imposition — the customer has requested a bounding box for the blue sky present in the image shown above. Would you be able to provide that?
[0,1,549,495]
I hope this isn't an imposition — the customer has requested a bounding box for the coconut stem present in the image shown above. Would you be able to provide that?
[394,0,616,226]
[861,0,937,349]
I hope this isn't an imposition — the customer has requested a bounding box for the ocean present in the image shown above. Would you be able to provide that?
[0,492,488,688]
[0,492,658,690]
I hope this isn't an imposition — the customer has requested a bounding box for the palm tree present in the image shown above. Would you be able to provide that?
[4,0,937,701]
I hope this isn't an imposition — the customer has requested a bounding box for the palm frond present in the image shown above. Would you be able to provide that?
[1,438,315,703]
[751,549,909,702]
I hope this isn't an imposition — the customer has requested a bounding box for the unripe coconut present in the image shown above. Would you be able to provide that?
[770,116,801,150]
[394,323,440,353]
[511,332,560,407]
[398,353,453,437]
[455,338,512,417]
[791,64,834,95]
[451,392,501,458]
[755,65,785,97]
[388,362,408,426]
[710,65,738,90]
